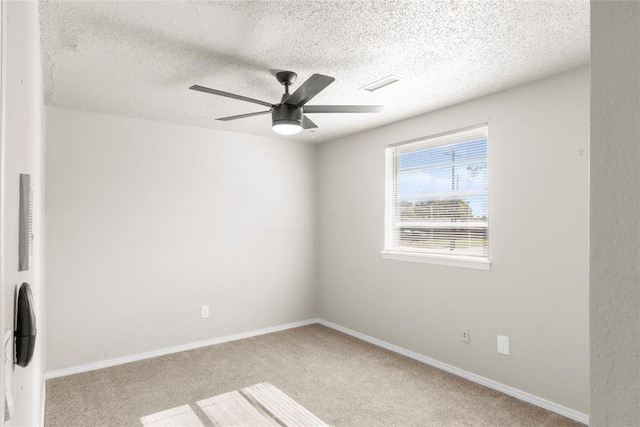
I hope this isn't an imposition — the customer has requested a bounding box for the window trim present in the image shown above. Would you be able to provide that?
[383,124,490,270]
[380,250,491,270]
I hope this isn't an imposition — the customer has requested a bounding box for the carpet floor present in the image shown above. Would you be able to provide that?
[45,324,583,426]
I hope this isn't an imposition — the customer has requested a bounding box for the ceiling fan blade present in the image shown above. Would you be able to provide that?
[190,85,273,108]
[302,115,318,130]
[304,105,384,114]
[286,74,335,107]
[216,110,271,121]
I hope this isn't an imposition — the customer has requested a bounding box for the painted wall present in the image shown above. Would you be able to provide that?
[317,68,589,413]
[45,107,317,371]
[590,2,640,425]
[2,1,46,425]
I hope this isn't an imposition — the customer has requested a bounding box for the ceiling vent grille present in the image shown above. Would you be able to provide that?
[360,75,402,92]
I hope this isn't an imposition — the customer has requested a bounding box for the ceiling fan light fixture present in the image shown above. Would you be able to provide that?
[273,123,302,135]
[271,104,303,135]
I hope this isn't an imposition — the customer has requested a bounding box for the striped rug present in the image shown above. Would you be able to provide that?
[140,382,328,427]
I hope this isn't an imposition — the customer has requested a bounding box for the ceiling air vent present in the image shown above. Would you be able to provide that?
[360,75,402,92]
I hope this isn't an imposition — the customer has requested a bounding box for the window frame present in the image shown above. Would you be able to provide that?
[382,124,491,271]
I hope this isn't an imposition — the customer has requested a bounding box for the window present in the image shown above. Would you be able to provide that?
[383,125,489,269]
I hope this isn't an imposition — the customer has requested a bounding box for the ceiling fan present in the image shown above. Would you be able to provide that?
[190,71,383,135]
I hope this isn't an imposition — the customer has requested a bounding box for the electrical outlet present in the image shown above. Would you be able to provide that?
[460,327,470,343]
[201,305,209,319]
[497,335,510,355]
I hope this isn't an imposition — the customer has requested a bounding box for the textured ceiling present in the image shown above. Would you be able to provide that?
[39,1,589,143]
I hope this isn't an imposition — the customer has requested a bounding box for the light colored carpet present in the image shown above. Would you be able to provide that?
[45,324,584,426]
[140,382,327,427]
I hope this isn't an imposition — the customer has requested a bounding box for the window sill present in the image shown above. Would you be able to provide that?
[380,250,491,270]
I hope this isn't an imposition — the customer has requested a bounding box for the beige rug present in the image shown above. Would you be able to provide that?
[140,382,328,427]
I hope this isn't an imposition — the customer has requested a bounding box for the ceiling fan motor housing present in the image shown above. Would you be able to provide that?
[271,103,303,126]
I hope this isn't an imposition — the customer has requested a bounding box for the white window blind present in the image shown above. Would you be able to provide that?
[385,125,489,260]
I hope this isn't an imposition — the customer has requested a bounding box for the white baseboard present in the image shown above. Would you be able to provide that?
[44,318,320,380]
[318,319,589,425]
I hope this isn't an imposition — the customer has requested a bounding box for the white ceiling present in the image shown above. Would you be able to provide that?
[39,1,589,143]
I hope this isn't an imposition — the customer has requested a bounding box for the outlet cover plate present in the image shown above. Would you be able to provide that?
[201,305,210,319]
[497,335,510,355]
[460,327,470,343]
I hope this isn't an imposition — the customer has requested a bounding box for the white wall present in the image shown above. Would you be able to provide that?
[590,2,640,425]
[317,68,589,413]
[2,1,46,425]
[45,107,317,371]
